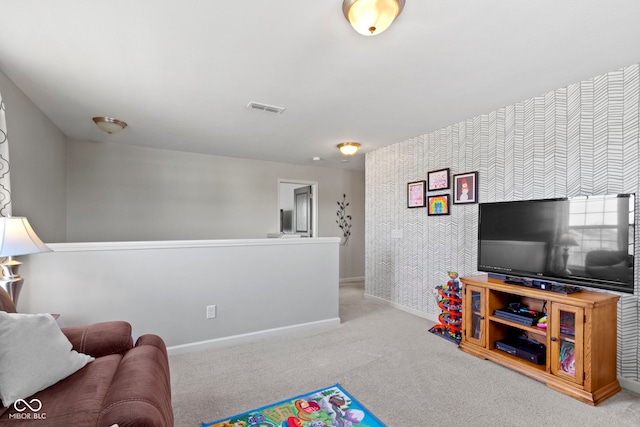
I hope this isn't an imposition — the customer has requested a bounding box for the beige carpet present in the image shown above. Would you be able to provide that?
[169,282,640,426]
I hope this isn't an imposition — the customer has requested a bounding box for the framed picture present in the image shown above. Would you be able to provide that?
[428,194,450,216]
[453,171,478,204]
[427,168,450,191]
[407,180,426,208]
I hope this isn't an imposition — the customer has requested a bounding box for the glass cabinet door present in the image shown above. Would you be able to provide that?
[464,285,485,347]
[550,303,584,385]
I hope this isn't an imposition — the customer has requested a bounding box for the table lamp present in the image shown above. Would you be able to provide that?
[0,216,51,307]
[557,232,579,275]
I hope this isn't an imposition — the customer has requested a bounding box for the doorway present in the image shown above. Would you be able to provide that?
[278,179,318,237]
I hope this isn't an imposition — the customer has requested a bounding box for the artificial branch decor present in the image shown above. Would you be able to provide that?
[336,193,352,245]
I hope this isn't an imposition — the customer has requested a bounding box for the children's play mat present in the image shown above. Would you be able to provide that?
[202,383,386,427]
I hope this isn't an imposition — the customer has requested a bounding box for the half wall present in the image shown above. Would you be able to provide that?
[20,237,340,353]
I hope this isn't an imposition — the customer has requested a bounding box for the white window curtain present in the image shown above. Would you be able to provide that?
[0,90,12,217]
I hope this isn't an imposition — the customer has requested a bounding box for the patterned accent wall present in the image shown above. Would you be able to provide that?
[0,91,12,216]
[365,63,640,382]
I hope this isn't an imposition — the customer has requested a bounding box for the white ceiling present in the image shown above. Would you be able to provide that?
[1,1,639,171]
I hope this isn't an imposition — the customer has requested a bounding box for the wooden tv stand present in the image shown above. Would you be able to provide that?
[459,275,620,405]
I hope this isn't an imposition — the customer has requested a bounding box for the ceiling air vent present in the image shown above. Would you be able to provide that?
[247,102,286,115]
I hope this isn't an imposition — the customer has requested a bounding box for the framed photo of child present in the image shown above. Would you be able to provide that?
[453,172,478,204]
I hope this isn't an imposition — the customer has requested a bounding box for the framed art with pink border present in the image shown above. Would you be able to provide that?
[407,180,426,208]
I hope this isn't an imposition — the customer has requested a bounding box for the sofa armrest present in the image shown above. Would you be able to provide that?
[97,334,174,427]
[62,321,134,358]
[135,333,167,353]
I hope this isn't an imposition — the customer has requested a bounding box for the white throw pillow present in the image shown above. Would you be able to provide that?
[0,312,94,408]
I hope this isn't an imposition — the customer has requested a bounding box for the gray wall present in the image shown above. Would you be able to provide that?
[65,139,365,279]
[0,69,67,242]
[365,63,640,385]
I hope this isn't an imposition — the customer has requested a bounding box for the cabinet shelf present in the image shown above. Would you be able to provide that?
[488,315,547,337]
[490,347,547,373]
[460,275,620,406]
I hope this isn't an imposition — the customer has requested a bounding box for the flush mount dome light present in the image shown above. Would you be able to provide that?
[92,116,128,134]
[337,142,361,156]
[343,0,405,36]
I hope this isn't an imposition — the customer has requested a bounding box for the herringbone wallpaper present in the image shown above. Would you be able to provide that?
[365,63,640,382]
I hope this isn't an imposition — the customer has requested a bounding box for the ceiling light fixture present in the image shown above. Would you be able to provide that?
[92,116,128,134]
[343,0,405,36]
[337,142,361,156]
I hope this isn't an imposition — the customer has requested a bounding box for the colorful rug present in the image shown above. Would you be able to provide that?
[202,383,386,427]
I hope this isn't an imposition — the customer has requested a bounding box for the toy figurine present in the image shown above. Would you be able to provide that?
[447,271,461,292]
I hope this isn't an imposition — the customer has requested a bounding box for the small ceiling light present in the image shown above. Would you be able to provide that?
[92,116,128,134]
[343,0,405,36]
[337,142,361,156]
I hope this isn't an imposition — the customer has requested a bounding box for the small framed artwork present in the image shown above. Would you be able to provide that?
[427,168,450,191]
[407,180,426,208]
[428,194,450,216]
[453,171,478,204]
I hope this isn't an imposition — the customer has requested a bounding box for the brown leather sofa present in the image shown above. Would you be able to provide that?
[0,287,174,426]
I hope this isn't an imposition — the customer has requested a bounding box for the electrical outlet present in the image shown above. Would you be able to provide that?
[206,305,216,319]
[391,229,403,239]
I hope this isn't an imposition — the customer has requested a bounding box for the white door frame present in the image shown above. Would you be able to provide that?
[277,179,319,237]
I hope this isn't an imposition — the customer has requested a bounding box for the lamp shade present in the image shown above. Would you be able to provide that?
[337,142,361,156]
[343,0,405,36]
[0,217,51,257]
[557,233,579,247]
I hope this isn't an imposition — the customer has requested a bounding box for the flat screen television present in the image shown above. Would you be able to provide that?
[478,194,635,293]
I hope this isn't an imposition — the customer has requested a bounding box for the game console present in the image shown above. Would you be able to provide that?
[495,336,546,365]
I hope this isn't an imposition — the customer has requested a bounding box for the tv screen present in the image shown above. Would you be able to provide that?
[478,194,635,293]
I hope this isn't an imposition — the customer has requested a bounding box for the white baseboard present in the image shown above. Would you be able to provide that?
[339,276,364,284]
[364,293,439,324]
[619,376,640,394]
[167,317,341,356]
